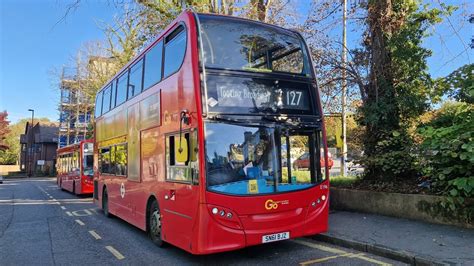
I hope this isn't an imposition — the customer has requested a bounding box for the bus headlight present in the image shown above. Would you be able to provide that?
[212,208,218,215]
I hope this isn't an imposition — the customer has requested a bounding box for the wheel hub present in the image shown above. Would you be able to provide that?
[151,210,161,236]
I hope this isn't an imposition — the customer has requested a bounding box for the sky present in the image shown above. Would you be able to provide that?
[0,0,472,124]
[0,0,117,123]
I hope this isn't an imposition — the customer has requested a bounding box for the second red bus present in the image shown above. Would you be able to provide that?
[57,139,94,195]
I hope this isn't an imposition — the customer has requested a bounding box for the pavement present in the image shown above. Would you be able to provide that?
[313,211,474,265]
[0,178,401,265]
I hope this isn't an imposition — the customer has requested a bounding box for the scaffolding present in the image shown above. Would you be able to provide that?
[58,69,93,148]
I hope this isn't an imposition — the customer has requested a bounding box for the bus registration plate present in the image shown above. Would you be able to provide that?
[262,232,290,243]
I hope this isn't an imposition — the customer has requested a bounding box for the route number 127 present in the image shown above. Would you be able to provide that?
[286,90,302,106]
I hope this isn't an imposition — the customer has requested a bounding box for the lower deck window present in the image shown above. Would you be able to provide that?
[99,143,128,176]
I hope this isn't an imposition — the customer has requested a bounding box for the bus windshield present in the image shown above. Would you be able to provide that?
[199,15,311,76]
[206,122,320,195]
[83,143,94,176]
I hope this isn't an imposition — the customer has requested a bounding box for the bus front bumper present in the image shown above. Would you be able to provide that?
[192,200,328,255]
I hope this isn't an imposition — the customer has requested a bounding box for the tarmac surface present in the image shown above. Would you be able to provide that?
[0,177,402,265]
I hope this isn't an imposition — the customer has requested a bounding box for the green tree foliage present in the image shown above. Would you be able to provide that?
[360,0,451,179]
[435,64,474,104]
[418,102,474,221]
[0,111,13,164]
[0,111,9,150]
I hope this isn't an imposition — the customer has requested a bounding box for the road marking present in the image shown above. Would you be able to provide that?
[88,230,102,240]
[0,198,92,205]
[49,196,53,199]
[106,246,125,260]
[351,253,392,266]
[292,239,346,254]
[71,209,94,217]
[60,206,66,210]
[293,239,391,266]
[300,252,362,265]
[66,211,73,216]
[75,219,85,226]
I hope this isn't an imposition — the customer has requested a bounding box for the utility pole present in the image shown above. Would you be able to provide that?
[28,109,34,177]
[341,0,348,176]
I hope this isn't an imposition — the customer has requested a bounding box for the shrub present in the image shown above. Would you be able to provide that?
[418,102,474,221]
[361,129,419,180]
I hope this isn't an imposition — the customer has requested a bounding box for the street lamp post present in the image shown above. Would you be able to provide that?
[28,109,34,177]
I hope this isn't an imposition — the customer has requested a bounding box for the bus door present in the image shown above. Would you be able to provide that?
[161,132,199,249]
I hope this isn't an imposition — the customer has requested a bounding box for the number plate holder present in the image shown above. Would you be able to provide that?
[262,232,290,243]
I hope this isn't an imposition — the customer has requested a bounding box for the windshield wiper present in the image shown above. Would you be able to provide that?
[207,115,261,126]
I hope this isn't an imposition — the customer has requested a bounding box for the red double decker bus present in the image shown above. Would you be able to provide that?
[57,139,94,195]
[93,11,330,254]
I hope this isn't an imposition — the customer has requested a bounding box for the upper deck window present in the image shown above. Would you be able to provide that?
[164,25,186,78]
[102,85,112,114]
[199,15,311,76]
[94,91,103,118]
[116,72,128,106]
[144,41,163,90]
[128,59,143,98]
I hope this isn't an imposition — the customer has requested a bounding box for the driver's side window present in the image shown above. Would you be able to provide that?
[165,130,199,184]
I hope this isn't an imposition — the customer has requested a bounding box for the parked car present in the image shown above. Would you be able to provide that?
[293,150,334,170]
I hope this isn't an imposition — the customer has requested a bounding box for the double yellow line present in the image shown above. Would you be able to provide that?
[292,239,391,265]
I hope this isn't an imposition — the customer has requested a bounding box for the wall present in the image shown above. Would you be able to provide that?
[0,165,20,175]
[330,188,473,229]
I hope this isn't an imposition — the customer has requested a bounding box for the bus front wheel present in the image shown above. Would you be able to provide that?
[102,188,112,218]
[148,200,164,247]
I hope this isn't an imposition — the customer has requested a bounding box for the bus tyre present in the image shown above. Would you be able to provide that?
[102,188,112,218]
[72,181,76,195]
[149,200,164,247]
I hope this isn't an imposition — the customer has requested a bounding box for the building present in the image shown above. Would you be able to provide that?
[58,57,116,148]
[58,71,93,148]
[20,122,59,176]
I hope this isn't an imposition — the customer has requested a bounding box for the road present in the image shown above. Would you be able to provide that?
[0,178,403,265]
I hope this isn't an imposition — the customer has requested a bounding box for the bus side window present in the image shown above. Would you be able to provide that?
[115,144,128,176]
[143,41,163,90]
[166,133,192,183]
[116,71,129,107]
[99,147,111,174]
[94,91,103,118]
[128,59,143,98]
[163,25,186,78]
[102,85,112,114]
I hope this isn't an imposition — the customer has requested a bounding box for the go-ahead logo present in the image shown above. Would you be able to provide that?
[265,199,289,210]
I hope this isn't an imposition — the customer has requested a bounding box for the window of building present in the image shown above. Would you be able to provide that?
[144,41,163,90]
[102,85,112,114]
[163,26,186,78]
[128,59,143,99]
[95,91,103,118]
[116,72,128,107]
